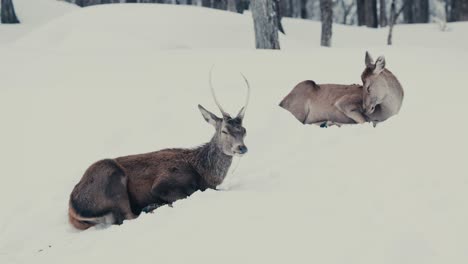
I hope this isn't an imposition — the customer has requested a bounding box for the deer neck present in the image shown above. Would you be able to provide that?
[192,135,233,188]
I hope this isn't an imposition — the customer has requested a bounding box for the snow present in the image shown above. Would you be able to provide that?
[1,2,468,264]
[0,0,77,43]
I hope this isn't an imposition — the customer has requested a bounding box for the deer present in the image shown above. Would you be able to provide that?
[69,71,250,230]
[279,51,404,127]
[279,81,366,127]
[361,51,404,127]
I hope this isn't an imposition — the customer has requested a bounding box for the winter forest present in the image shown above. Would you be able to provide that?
[3,0,468,46]
[1,0,468,263]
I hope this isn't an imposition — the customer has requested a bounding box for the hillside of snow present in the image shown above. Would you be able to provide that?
[0,0,77,43]
[1,2,468,264]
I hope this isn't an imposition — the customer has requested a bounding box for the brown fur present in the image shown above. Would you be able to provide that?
[279,80,366,125]
[69,147,215,229]
[68,203,94,230]
[69,110,247,230]
[69,71,250,230]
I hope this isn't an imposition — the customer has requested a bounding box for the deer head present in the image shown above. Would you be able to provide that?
[197,70,250,157]
[362,51,387,115]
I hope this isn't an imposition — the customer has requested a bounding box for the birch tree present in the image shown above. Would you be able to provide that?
[1,0,20,24]
[251,0,281,49]
[320,0,332,47]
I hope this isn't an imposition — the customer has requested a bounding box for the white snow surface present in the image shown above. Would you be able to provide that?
[1,2,468,264]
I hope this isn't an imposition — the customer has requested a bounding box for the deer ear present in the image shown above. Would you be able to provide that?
[198,104,220,127]
[374,56,386,73]
[365,51,374,67]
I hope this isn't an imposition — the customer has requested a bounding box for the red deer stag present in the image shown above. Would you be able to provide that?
[69,72,250,230]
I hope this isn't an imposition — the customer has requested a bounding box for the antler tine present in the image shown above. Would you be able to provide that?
[209,66,228,117]
[238,72,251,118]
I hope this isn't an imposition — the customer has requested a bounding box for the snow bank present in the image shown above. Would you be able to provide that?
[1,3,468,264]
[0,0,77,43]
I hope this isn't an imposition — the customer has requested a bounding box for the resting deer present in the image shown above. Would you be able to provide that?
[361,51,404,127]
[279,81,366,127]
[69,72,250,230]
[279,51,404,127]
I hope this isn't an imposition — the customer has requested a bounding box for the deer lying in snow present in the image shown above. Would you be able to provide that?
[279,81,365,127]
[279,52,404,127]
[69,72,250,230]
[361,51,404,127]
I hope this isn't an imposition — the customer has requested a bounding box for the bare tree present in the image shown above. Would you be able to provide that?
[212,0,227,9]
[357,0,365,25]
[403,0,429,23]
[302,0,319,20]
[320,0,333,47]
[387,0,406,45]
[291,0,302,17]
[340,0,355,24]
[1,0,20,24]
[275,0,286,34]
[445,0,452,21]
[451,0,468,21]
[379,0,387,26]
[279,0,292,17]
[227,0,239,12]
[364,0,378,27]
[251,0,281,49]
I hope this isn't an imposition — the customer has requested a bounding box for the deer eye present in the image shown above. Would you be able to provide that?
[367,86,371,93]
[222,130,228,134]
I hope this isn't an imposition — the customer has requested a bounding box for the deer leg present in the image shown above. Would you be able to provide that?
[147,177,198,213]
[102,161,137,221]
[335,95,367,124]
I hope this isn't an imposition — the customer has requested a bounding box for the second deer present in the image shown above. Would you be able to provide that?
[279,51,404,127]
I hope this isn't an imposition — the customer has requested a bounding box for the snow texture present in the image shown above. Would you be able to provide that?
[1,1,468,264]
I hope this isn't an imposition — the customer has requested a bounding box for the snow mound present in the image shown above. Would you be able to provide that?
[14,0,78,24]
[0,0,78,43]
[16,4,254,51]
[13,3,468,51]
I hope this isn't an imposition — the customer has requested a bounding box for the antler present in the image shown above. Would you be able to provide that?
[237,73,250,120]
[209,66,228,117]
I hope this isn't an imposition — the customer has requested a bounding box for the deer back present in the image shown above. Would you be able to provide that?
[280,80,363,124]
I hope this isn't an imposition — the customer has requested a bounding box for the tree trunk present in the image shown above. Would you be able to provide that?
[279,0,292,17]
[445,0,451,21]
[357,0,366,25]
[199,0,211,7]
[320,0,332,47]
[413,0,429,23]
[275,0,286,34]
[451,0,468,21]
[387,0,396,45]
[403,0,429,23]
[291,0,301,17]
[227,0,239,12]
[387,0,405,45]
[403,0,413,22]
[341,0,355,25]
[1,0,20,23]
[251,0,281,49]
[364,0,378,28]
[379,0,387,26]
[212,0,227,9]
[302,0,317,19]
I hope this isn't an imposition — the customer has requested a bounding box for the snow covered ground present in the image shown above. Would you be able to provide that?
[1,2,468,264]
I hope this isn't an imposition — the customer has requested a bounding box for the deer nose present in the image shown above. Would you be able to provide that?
[237,145,248,154]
